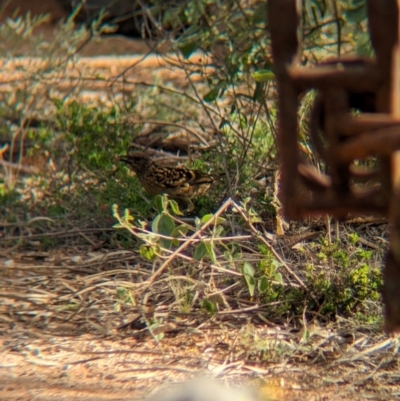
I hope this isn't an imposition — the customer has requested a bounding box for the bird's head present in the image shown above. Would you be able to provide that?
[117,152,152,173]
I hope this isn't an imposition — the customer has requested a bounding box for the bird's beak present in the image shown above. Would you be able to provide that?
[117,156,130,164]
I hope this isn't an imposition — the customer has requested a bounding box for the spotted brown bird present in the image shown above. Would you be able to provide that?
[119,152,214,212]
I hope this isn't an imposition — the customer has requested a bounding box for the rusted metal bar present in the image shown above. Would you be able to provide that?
[336,114,400,136]
[268,0,400,331]
[289,64,381,92]
[383,1,400,331]
[267,0,302,219]
[339,126,400,162]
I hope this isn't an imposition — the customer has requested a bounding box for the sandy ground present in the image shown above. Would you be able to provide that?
[0,320,361,401]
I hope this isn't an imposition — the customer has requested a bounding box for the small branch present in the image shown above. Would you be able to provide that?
[142,198,234,290]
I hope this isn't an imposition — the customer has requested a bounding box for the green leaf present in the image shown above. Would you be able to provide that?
[123,208,134,222]
[154,195,164,213]
[178,39,198,59]
[227,243,242,259]
[171,224,189,238]
[201,214,226,225]
[112,203,119,218]
[244,274,255,297]
[242,262,255,297]
[116,287,127,299]
[274,272,284,285]
[203,85,221,103]
[152,213,174,235]
[204,242,217,264]
[242,261,255,277]
[223,250,233,263]
[252,82,264,103]
[139,245,157,261]
[214,225,225,236]
[258,276,269,294]
[238,112,248,127]
[194,217,201,229]
[252,69,275,82]
[152,213,175,249]
[272,259,283,269]
[301,328,311,343]
[194,241,208,260]
[201,214,214,224]
[169,199,183,215]
[151,215,161,234]
[171,224,190,246]
[201,298,217,315]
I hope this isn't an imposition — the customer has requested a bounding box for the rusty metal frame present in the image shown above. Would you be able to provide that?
[267,0,400,332]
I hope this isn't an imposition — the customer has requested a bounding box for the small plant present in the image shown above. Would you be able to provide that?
[302,237,383,317]
[114,287,135,312]
[112,194,228,264]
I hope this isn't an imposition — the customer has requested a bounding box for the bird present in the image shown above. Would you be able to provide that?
[118,152,215,212]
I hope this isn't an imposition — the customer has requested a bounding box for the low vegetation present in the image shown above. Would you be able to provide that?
[0,2,395,399]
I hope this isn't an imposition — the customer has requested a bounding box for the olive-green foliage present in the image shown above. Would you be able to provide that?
[150,0,372,89]
[303,237,382,319]
[54,100,155,218]
[54,100,130,173]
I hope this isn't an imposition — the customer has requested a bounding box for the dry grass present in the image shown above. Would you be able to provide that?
[0,242,398,400]
[0,198,396,400]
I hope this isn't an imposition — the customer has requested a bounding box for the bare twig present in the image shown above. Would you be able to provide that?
[142,198,233,290]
